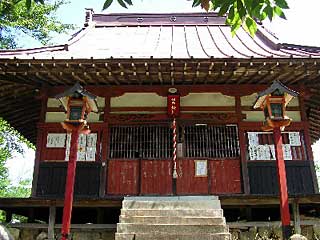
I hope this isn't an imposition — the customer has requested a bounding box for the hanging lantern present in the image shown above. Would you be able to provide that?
[55,83,98,133]
[253,81,299,131]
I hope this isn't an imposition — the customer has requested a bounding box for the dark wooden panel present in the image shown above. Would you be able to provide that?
[209,159,242,194]
[248,161,315,195]
[42,148,66,161]
[107,160,139,195]
[176,159,208,195]
[140,160,172,195]
[36,162,101,198]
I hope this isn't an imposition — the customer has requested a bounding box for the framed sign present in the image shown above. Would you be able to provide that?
[195,160,207,177]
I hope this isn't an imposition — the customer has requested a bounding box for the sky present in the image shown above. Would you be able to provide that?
[7,0,320,183]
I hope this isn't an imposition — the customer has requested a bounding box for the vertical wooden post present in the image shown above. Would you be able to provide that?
[32,92,48,197]
[273,127,291,240]
[236,96,250,194]
[61,128,80,240]
[48,206,56,240]
[238,126,250,194]
[299,92,319,193]
[28,208,35,223]
[97,207,104,224]
[292,201,301,234]
[100,95,110,196]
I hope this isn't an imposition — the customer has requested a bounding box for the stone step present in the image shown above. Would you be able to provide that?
[115,232,231,240]
[120,209,224,217]
[116,223,229,234]
[119,215,226,225]
[124,196,219,201]
[122,200,221,210]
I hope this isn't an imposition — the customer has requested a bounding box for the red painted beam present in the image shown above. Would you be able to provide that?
[61,129,80,240]
[273,127,292,239]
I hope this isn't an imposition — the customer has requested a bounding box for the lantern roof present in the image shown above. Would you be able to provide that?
[253,80,299,109]
[55,82,98,112]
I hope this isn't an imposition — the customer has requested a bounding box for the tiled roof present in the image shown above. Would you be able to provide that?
[1,12,320,59]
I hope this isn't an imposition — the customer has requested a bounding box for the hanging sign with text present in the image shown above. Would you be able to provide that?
[167,94,180,117]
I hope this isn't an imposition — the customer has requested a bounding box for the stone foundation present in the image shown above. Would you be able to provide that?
[5,224,319,240]
[7,228,115,240]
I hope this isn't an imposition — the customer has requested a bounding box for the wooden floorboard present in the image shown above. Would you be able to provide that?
[0,194,320,209]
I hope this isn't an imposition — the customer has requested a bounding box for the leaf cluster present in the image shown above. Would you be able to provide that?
[0,0,74,49]
[193,0,288,36]
[103,0,132,10]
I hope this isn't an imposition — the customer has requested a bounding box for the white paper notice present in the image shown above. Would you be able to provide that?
[195,160,207,176]
[46,133,66,148]
[289,132,301,146]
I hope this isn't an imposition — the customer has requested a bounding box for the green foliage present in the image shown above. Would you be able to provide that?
[0,0,74,49]
[102,0,289,36]
[0,118,33,199]
[195,0,289,36]
[3,179,32,198]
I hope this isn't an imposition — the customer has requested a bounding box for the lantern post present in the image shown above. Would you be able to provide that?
[253,81,299,240]
[167,88,180,194]
[55,83,98,240]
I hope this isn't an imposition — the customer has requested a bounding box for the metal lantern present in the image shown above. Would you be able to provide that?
[253,81,299,131]
[55,83,98,133]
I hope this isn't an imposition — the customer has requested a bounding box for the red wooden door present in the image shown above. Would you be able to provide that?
[176,159,209,194]
[140,159,172,195]
[209,159,241,194]
[107,160,139,195]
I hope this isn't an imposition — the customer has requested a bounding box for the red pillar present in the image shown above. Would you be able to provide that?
[61,129,80,240]
[273,127,291,239]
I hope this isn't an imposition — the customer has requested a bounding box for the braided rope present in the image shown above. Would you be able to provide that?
[172,118,178,179]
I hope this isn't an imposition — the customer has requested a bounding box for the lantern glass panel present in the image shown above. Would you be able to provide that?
[69,106,83,120]
[270,103,283,118]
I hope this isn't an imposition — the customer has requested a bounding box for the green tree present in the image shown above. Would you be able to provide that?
[103,0,288,36]
[0,0,73,49]
[0,118,34,198]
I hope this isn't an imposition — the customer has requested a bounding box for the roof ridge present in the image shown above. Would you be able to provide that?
[92,12,226,27]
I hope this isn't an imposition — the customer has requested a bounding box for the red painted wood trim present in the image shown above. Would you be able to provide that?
[238,128,249,194]
[273,127,291,227]
[241,106,300,112]
[31,128,44,197]
[239,121,305,131]
[61,129,80,239]
[302,122,319,192]
[32,94,48,197]
[108,112,242,124]
[100,95,111,197]
[109,106,236,112]
[236,96,248,194]
[37,122,108,130]
[48,84,300,98]
[47,105,298,113]
[298,95,313,160]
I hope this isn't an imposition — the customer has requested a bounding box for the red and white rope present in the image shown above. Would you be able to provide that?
[172,118,178,179]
